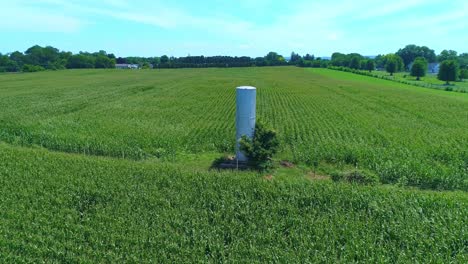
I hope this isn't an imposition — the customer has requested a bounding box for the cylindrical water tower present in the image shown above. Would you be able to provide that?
[236,86,256,162]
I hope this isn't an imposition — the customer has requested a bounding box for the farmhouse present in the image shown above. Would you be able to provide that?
[428,62,439,73]
[407,62,440,74]
[115,63,139,69]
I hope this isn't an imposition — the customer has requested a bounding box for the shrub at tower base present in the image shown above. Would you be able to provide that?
[239,121,279,171]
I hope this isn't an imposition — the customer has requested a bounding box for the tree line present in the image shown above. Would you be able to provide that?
[0,46,289,72]
[325,45,468,84]
[0,45,116,72]
[1,44,467,83]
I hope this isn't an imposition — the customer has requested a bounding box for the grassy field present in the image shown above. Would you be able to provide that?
[349,69,468,92]
[0,67,467,262]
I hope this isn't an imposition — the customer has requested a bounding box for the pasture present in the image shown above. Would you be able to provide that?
[0,67,467,262]
[370,70,468,92]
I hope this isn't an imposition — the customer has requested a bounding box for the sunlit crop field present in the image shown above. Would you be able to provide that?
[0,143,467,262]
[1,67,467,190]
[1,67,467,262]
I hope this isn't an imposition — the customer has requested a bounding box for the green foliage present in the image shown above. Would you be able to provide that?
[264,52,287,66]
[410,57,428,80]
[22,64,46,72]
[289,52,302,64]
[331,169,380,185]
[0,55,20,72]
[366,59,375,72]
[67,54,96,69]
[460,69,468,79]
[141,62,151,69]
[438,60,460,84]
[396,44,436,69]
[95,55,116,68]
[239,121,279,170]
[437,49,458,62]
[331,53,364,68]
[458,53,468,69]
[348,56,361,69]
[384,54,404,75]
[297,57,326,68]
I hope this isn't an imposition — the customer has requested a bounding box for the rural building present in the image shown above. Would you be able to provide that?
[115,63,139,69]
[407,62,440,74]
[428,63,439,74]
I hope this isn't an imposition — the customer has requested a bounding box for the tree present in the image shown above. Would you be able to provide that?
[95,55,115,68]
[24,45,62,69]
[22,64,46,72]
[0,55,20,72]
[349,56,361,69]
[239,120,279,171]
[457,53,468,69]
[460,69,468,80]
[410,57,428,80]
[384,54,403,76]
[290,52,301,64]
[255,57,267,66]
[374,54,386,69]
[386,59,397,76]
[66,54,95,69]
[437,50,458,62]
[265,52,285,66]
[160,55,169,64]
[303,53,314,61]
[366,60,375,72]
[396,44,436,70]
[9,51,25,67]
[437,60,459,85]
[331,52,347,66]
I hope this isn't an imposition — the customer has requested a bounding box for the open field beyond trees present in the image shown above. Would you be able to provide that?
[0,67,467,262]
[356,69,468,93]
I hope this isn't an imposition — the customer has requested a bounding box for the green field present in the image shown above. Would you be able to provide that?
[1,67,467,190]
[0,67,467,262]
[351,69,468,92]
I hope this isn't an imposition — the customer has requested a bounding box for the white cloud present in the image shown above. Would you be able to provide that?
[0,3,83,33]
[2,0,467,55]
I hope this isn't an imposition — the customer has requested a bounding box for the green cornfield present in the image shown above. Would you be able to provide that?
[0,67,467,262]
[1,67,467,190]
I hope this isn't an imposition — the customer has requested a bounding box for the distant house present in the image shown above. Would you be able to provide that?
[428,63,439,74]
[407,62,440,74]
[115,63,139,69]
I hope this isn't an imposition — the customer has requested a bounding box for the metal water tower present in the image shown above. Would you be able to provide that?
[236,86,256,162]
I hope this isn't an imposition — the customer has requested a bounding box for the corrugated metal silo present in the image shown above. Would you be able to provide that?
[236,86,256,162]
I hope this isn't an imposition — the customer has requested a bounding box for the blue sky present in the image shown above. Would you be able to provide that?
[1,0,467,57]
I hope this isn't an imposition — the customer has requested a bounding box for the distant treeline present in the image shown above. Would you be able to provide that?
[325,45,468,81]
[0,46,116,72]
[121,52,290,68]
[0,44,467,74]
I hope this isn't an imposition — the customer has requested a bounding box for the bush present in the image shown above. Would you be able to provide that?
[460,69,468,80]
[331,169,380,185]
[438,60,459,85]
[239,120,279,171]
[22,64,46,72]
